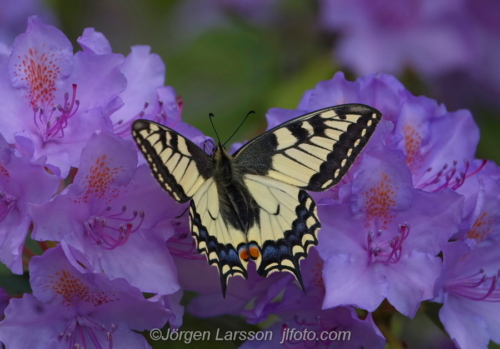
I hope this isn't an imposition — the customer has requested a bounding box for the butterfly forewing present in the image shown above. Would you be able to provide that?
[132,120,214,203]
[233,104,382,191]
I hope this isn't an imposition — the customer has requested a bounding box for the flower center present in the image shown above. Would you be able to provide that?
[72,155,123,204]
[47,269,117,306]
[58,315,117,349]
[362,173,397,230]
[403,122,427,172]
[367,224,410,264]
[0,191,15,223]
[445,269,500,302]
[84,205,144,250]
[33,84,80,142]
[14,47,61,107]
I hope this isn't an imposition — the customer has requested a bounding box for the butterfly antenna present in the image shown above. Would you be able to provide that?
[222,110,255,148]
[209,113,222,145]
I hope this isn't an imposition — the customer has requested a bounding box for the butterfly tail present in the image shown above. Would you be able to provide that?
[219,265,249,298]
[293,263,307,295]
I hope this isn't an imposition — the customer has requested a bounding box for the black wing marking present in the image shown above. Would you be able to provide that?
[233,104,381,191]
[132,120,215,203]
[244,175,320,289]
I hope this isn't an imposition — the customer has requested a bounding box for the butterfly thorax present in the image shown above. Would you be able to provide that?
[213,145,259,234]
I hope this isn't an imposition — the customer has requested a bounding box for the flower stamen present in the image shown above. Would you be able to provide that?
[59,315,117,349]
[113,95,183,136]
[84,205,144,250]
[418,160,486,192]
[167,217,205,260]
[114,101,150,136]
[446,269,500,302]
[33,84,80,142]
[368,224,410,264]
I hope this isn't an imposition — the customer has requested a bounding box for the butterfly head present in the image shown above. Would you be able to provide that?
[213,142,233,166]
[211,142,224,153]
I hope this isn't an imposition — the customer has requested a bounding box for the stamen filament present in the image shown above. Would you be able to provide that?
[84,206,144,250]
[33,84,80,142]
[368,224,410,264]
[446,270,500,302]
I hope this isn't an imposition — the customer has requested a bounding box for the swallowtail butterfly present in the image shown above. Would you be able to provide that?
[132,104,381,296]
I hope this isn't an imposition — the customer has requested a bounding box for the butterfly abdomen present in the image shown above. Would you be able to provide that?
[213,146,259,234]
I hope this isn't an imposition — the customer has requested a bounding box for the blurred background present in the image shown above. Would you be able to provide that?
[1,0,499,348]
[2,0,497,162]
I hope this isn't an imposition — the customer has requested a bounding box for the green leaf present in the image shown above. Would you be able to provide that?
[422,301,445,334]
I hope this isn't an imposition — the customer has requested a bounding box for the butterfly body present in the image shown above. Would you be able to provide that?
[132,104,382,296]
[211,146,258,234]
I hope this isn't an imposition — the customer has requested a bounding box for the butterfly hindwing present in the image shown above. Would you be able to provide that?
[244,175,320,287]
[189,178,249,295]
[132,120,214,203]
[234,104,381,191]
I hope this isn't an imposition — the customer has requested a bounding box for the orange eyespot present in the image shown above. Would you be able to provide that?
[239,247,250,261]
[249,245,260,260]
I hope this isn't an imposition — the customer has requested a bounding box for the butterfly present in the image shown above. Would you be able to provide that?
[132,104,381,296]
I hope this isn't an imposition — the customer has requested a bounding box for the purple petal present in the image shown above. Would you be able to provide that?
[436,241,500,348]
[0,294,63,348]
[464,176,500,242]
[65,50,125,113]
[8,16,72,104]
[77,28,112,55]
[301,72,362,109]
[30,246,169,329]
[0,214,30,274]
[397,189,463,254]
[351,147,414,220]
[321,254,387,311]
[0,133,59,273]
[264,108,304,131]
[440,295,491,349]
[73,132,138,191]
[110,46,165,126]
[67,231,180,295]
[385,251,441,317]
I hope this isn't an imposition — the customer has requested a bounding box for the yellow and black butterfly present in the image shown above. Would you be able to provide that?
[132,104,381,296]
